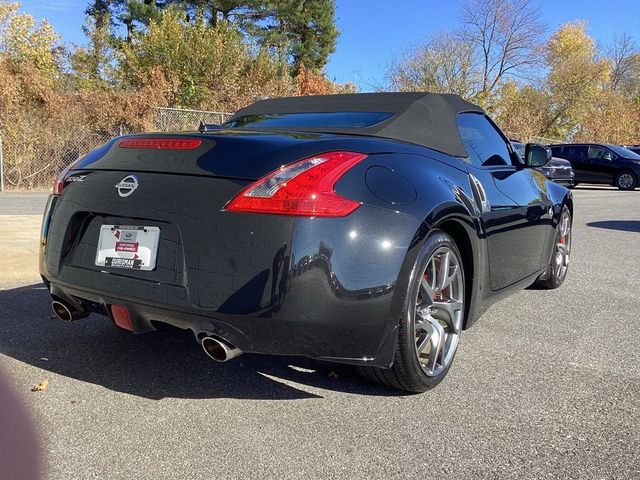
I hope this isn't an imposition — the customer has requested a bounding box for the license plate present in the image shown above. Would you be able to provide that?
[95,225,160,271]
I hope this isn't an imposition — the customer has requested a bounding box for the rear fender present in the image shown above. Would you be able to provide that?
[353,155,484,366]
[542,181,573,264]
[420,202,484,330]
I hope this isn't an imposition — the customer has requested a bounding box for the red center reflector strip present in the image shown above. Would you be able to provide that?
[109,304,133,331]
[118,138,202,150]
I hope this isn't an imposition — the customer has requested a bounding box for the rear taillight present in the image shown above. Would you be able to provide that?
[118,138,202,150]
[53,171,66,195]
[224,151,367,217]
[53,157,82,196]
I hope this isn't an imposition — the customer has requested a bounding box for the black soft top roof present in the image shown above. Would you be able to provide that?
[228,92,484,157]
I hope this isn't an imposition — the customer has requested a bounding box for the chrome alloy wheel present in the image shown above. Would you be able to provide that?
[553,210,571,283]
[618,172,635,189]
[414,246,464,377]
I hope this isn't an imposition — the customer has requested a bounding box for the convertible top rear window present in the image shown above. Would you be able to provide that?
[227,93,485,156]
[223,111,394,129]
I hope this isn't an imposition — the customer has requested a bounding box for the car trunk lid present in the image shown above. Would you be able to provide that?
[78,130,394,181]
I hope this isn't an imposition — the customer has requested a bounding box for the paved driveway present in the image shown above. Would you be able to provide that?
[0,193,48,286]
[0,188,638,479]
[0,192,49,216]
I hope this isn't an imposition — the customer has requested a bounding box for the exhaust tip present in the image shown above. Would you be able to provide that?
[201,336,242,362]
[52,300,73,322]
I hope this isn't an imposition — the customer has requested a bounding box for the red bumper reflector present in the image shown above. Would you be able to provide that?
[118,138,202,150]
[110,304,133,331]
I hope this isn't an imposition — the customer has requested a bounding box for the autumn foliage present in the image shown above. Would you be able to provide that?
[293,64,355,96]
[389,2,640,145]
[0,1,350,188]
[2,0,640,189]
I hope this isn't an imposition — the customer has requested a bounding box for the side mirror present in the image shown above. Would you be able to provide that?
[524,143,551,168]
[602,152,613,161]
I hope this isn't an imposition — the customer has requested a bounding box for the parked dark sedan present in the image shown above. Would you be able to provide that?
[512,142,575,187]
[41,93,573,392]
[550,143,640,190]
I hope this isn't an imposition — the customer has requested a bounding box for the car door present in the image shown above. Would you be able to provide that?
[560,145,590,182]
[457,113,554,291]
[587,145,617,184]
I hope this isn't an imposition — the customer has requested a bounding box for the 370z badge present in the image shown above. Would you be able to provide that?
[115,175,139,197]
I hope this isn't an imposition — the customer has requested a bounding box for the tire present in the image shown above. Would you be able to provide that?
[535,206,571,289]
[615,171,637,190]
[358,231,465,393]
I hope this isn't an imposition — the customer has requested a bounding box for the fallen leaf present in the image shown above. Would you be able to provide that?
[31,380,49,392]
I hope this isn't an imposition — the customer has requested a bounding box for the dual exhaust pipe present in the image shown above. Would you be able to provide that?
[51,299,88,322]
[51,299,242,363]
[199,334,243,363]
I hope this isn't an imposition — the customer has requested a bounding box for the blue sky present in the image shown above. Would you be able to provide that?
[21,0,640,90]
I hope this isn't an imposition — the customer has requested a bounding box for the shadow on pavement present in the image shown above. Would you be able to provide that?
[587,220,640,233]
[0,284,402,400]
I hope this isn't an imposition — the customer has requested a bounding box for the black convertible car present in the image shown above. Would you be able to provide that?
[41,93,573,392]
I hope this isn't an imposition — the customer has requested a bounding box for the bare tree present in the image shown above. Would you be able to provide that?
[387,32,479,97]
[607,33,640,96]
[461,0,545,95]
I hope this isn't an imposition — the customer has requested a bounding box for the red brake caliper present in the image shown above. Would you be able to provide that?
[423,273,442,302]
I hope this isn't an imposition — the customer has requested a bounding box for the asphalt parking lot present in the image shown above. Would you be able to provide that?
[0,188,639,480]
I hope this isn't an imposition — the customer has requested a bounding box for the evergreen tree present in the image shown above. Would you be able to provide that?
[100,0,338,73]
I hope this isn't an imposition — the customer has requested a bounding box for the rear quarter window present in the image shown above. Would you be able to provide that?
[456,113,512,167]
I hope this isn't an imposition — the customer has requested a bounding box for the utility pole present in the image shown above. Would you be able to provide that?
[0,133,4,192]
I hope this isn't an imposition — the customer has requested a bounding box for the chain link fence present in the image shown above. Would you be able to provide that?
[0,129,123,191]
[0,108,233,191]
[154,107,233,132]
[504,131,562,145]
[0,113,563,192]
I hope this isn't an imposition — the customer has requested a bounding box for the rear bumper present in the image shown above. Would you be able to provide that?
[43,276,399,366]
[40,183,422,367]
